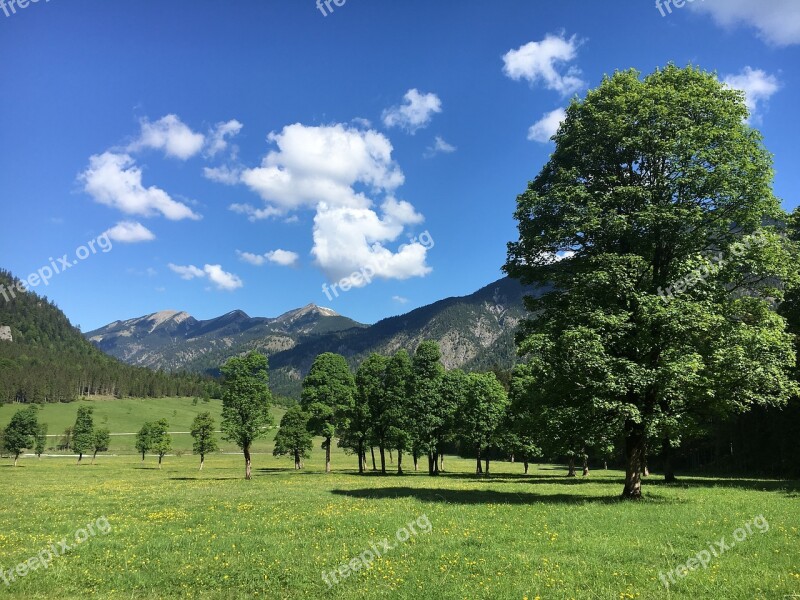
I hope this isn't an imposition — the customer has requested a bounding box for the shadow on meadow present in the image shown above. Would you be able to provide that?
[330,486,628,505]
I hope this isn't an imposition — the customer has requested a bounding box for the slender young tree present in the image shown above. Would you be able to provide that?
[135,422,152,463]
[71,406,95,464]
[150,419,172,470]
[460,372,509,476]
[35,422,48,460]
[356,354,389,473]
[273,406,313,470]
[505,65,799,498]
[190,411,218,471]
[301,353,355,473]
[91,428,110,464]
[3,405,39,467]
[383,350,414,474]
[220,352,273,480]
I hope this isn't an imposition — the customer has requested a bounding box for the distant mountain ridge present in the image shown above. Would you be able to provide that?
[87,277,538,397]
[86,304,366,372]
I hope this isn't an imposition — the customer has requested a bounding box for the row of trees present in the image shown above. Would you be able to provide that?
[2,405,109,465]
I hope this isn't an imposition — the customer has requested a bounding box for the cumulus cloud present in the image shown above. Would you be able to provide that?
[237,249,299,267]
[722,67,781,122]
[168,263,243,291]
[424,136,457,158]
[503,33,585,96]
[528,107,566,143]
[231,122,433,284]
[690,0,800,46]
[312,202,431,284]
[239,123,404,213]
[104,221,156,243]
[206,119,243,157]
[128,115,205,160]
[80,152,201,221]
[392,295,409,304]
[382,89,443,134]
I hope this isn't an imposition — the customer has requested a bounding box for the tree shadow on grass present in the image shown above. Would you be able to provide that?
[331,486,638,505]
[648,477,800,494]
[437,472,624,486]
[169,476,239,481]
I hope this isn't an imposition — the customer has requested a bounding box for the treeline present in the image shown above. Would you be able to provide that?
[0,269,219,403]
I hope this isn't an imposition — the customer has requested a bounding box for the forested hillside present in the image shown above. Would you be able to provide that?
[0,270,215,403]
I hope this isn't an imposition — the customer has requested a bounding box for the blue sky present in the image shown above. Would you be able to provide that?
[1,0,799,331]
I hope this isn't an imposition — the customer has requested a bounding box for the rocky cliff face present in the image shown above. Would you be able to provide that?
[0,326,12,342]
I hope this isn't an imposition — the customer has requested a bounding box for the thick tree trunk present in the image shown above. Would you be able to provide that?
[484,457,490,477]
[567,456,576,477]
[294,449,301,470]
[433,452,439,476]
[357,442,364,474]
[413,453,418,471]
[158,454,163,470]
[244,445,252,480]
[476,447,483,474]
[371,447,377,471]
[622,425,646,499]
[389,449,393,464]
[397,449,403,474]
[325,437,331,473]
[439,453,444,472]
[92,451,98,465]
[13,453,19,467]
[380,445,386,474]
[582,452,589,477]
[141,451,146,463]
[200,455,205,471]
[524,460,529,474]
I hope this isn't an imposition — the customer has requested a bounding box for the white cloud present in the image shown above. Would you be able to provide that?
[206,120,243,157]
[128,115,205,160]
[239,123,404,214]
[80,152,201,221]
[502,33,585,96]
[168,263,205,280]
[203,264,244,291]
[237,249,299,267]
[723,68,780,122]
[168,263,243,291]
[690,0,800,46]
[528,108,566,143]
[233,122,432,284]
[424,136,457,157]
[313,202,432,284]
[392,295,409,304]
[204,165,242,185]
[382,89,443,134]
[104,221,156,243]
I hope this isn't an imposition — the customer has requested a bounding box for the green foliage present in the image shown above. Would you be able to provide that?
[220,352,273,452]
[504,64,799,496]
[150,419,172,462]
[71,405,95,460]
[460,372,509,455]
[301,352,355,442]
[34,421,48,457]
[409,341,446,456]
[135,422,152,460]
[190,411,219,459]
[92,428,111,458]
[3,405,39,462]
[273,406,313,463]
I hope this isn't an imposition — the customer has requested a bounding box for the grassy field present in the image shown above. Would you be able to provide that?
[2,422,799,599]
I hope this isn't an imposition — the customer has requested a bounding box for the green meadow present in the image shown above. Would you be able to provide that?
[1,399,798,600]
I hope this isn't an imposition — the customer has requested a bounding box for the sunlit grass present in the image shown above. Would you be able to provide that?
[2,444,799,599]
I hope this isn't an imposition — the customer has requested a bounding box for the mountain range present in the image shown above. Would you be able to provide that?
[86,277,535,397]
